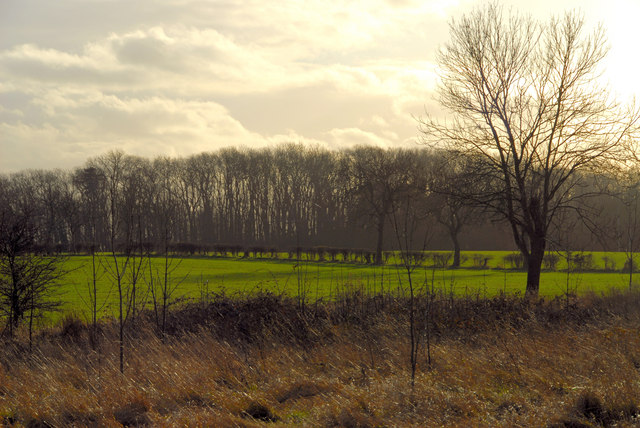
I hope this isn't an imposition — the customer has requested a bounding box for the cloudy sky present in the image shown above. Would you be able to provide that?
[1,0,639,172]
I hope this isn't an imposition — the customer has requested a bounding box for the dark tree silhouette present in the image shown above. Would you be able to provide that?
[420,4,639,296]
[0,209,66,338]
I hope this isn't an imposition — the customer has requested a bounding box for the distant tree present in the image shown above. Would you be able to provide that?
[90,150,147,373]
[73,166,108,247]
[0,209,66,340]
[430,152,480,267]
[146,157,182,339]
[420,4,639,296]
[347,147,424,265]
[606,169,640,287]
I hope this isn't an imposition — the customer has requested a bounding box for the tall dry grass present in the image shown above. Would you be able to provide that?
[2,289,640,426]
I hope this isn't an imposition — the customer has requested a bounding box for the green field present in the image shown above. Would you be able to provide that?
[51,250,638,322]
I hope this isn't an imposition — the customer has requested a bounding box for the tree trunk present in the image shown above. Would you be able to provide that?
[450,230,461,268]
[375,212,385,265]
[525,238,545,297]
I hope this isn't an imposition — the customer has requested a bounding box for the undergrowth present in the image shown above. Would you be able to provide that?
[2,288,640,426]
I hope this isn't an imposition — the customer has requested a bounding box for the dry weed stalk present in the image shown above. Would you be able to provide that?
[1,290,640,426]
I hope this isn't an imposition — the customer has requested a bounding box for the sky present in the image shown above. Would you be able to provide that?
[1,0,640,173]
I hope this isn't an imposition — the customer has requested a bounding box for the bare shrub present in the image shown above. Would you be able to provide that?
[503,253,525,270]
[569,254,594,272]
[431,252,451,268]
[543,253,560,270]
[471,253,491,268]
[602,255,617,272]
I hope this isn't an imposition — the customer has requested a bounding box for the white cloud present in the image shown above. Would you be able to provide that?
[0,94,271,171]
[326,127,393,149]
[1,0,631,172]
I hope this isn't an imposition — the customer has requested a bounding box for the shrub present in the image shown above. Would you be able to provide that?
[543,253,560,270]
[364,251,374,264]
[404,251,427,266]
[602,255,617,272]
[327,247,339,262]
[471,253,492,268]
[353,249,365,263]
[503,252,524,269]
[569,254,593,272]
[431,252,451,268]
[212,244,228,256]
[59,314,86,343]
[249,245,266,258]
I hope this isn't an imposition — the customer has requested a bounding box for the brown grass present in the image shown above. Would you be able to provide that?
[2,289,640,426]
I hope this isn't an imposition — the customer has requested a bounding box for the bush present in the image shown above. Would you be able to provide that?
[314,246,328,261]
[503,252,524,269]
[555,390,640,427]
[602,255,617,272]
[471,253,492,268]
[249,245,266,258]
[59,314,86,343]
[401,251,426,266]
[327,247,340,262]
[543,253,560,270]
[569,254,593,272]
[364,251,374,264]
[431,252,451,268]
[212,244,229,256]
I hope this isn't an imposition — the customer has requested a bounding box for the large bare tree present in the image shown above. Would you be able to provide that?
[420,4,639,296]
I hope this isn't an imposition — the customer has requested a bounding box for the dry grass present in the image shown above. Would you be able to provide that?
[2,290,640,427]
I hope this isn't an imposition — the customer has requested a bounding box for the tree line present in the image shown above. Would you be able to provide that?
[0,145,499,262]
[0,144,637,261]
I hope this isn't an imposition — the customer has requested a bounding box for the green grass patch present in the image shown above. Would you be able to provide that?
[43,250,638,323]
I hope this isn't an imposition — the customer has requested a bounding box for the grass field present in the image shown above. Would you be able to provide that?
[54,250,638,322]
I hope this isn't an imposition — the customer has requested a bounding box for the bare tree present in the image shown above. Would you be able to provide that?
[607,169,640,287]
[347,147,424,265]
[430,152,480,267]
[420,4,639,296]
[146,157,183,339]
[90,150,147,373]
[73,166,109,342]
[389,164,433,387]
[0,209,66,341]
